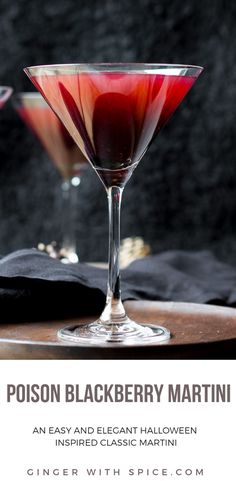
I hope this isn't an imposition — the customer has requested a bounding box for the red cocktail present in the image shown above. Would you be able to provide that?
[24,64,203,345]
[14,93,88,263]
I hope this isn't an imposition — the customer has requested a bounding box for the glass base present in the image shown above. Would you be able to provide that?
[58,319,171,346]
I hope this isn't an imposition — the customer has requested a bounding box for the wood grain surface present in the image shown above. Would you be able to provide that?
[0,301,235,359]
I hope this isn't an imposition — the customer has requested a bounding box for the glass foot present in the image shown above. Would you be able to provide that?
[58,319,171,346]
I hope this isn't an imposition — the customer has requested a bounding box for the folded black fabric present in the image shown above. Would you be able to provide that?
[0,248,236,321]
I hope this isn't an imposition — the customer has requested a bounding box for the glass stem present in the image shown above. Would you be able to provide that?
[100,185,128,325]
[61,177,80,262]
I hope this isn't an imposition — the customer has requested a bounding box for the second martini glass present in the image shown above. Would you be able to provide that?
[14,92,88,263]
[24,63,203,345]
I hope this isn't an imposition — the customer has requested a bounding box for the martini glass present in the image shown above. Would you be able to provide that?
[24,63,203,345]
[0,86,13,109]
[13,92,88,263]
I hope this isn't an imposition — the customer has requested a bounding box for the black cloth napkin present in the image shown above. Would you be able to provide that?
[0,248,236,321]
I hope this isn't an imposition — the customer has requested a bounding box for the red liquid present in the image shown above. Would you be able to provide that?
[31,72,198,187]
[17,103,88,180]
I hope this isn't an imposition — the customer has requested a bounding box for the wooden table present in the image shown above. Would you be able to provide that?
[0,300,235,359]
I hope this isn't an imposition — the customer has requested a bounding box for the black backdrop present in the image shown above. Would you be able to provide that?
[0,0,235,262]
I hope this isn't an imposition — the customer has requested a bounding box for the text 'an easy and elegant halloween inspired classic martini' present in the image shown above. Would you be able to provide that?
[24,63,203,345]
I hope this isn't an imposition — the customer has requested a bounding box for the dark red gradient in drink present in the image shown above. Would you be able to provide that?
[17,104,88,180]
[30,72,198,187]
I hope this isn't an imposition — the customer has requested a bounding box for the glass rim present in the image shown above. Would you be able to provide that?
[0,86,13,102]
[0,85,13,90]
[12,91,48,107]
[24,63,204,77]
[13,92,44,99]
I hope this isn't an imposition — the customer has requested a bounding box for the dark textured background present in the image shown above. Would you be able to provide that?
[0,0,235,262]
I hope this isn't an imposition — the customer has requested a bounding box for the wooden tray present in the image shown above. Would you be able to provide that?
[0,301,235,359]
